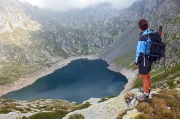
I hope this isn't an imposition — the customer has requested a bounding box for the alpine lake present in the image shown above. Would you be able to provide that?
[2,59,128,102]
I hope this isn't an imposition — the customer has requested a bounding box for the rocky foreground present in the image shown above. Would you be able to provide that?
[0,89,160,119]
[0,83,179,119]
[63,89,157,119]
[0,98,74,119]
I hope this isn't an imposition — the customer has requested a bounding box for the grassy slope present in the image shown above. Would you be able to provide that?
[135,89,180,119]
[114,51,135,69]
[133,63,180,88]
[99,25,139,63]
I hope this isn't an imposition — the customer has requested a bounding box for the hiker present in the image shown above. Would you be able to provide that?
[135,19,153,101]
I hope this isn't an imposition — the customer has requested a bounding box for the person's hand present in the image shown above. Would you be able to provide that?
[136,65,139,69]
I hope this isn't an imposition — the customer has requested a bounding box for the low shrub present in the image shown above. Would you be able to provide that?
[68,113,84,119]
[29,110,68,119]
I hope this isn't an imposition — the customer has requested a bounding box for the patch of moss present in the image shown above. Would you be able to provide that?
[28,110,68,119]
[136,103,153,114]
[134,113,151,119]
[116,109,131,119]
[98,95,116,103]
[0,108,11,114]
[0,103,18,114]
[68,113,84,119]
[72,102,91,111]
[98,98,108,103]
[107,95,116,99]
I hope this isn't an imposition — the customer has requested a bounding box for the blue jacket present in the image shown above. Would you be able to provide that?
[136,29,154,65]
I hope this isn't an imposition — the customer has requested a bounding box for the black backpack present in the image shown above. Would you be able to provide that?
[148,29,167,89]
[148,32,166,62]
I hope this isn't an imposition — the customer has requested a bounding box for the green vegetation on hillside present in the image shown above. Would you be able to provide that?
[114,51,135,69]
[133,64,180,89]
[28,110,68,119]
[26,102,91,119]
[135,89,180,119]
[71,102,91,111]
[68,113,84,119]
[0,0,120,85]
[0,98,91,118]
[130,63,180,119]
[98,95,116,103]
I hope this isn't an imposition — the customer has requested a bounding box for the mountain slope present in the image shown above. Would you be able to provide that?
[0,0,179,90]
[100,0,180,68]
[0,0,118,84]
[99,25,138,64]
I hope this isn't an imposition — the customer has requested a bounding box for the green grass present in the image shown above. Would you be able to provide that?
[28,110,68,119]
[134,114,151,119]
[135,89,180,119]
[28,102,90,119]
[0,98,92,118]
[0,103,19,114]
[171,13,180,23]
[136,103,153,114]
[0,61,45,85]
[98,98,108,103]
[72,102,91,111]
[114,51,135,69]
[133,63,180,88]
[0,98,38,114]
[0,28,71,85]
[98,95,116,103]
[116,109,131,119]
[0,107,12,114]
[68,113,84,119]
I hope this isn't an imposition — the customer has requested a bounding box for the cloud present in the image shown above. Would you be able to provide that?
[19,0,138,11]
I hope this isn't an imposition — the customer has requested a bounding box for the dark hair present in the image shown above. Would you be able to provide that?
[138,19,148,31]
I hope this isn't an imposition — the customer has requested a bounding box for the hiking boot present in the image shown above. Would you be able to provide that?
[136,94,149,101]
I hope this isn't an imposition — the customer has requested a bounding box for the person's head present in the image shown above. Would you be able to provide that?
[138,19,148,31]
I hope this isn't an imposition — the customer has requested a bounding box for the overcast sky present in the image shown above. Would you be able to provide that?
[19,0,138,11]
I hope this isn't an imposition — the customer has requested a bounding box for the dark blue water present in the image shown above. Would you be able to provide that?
[2,59,127,102]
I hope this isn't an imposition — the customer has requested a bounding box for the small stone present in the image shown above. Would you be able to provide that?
[167,107,171,110]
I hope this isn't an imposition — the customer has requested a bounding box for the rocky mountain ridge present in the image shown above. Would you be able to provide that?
[0,0,118,84]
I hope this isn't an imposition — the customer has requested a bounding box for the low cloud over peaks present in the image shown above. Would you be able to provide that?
[19,0,138,11]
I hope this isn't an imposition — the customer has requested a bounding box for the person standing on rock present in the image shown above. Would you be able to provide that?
[135,19,153,101]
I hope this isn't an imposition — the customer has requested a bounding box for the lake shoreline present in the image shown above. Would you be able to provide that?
[107,63,137,95]
[0,55,137,101]
[0,55,97,97]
